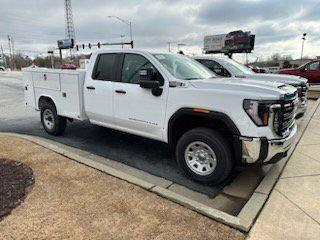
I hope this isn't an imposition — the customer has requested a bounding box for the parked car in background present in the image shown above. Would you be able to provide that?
[0,66,6,71]
[278,60,320,84]
[61,64,77,70]
[245,64,266,73]
[265,66,280,73]
[23,50,299,185]
[195,56,308,118]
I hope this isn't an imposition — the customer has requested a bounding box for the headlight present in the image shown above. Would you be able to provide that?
[243,100,271,126]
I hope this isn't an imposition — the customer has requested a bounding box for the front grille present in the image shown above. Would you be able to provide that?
[297,85,308,102]
[274,95,298,136]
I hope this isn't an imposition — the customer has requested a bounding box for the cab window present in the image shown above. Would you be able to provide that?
[121,54,154,84]
[197,59,230,77]
[92,54,117,81]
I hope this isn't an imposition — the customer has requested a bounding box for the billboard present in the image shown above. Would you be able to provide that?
[204,30,255,54]
[57,38,74,49]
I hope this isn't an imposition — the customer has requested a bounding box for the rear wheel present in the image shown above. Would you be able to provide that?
[40,102,66,135]
[176,127,233,185]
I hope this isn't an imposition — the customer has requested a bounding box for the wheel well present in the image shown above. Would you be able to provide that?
[168,110,242,163]
[38,96,55,110]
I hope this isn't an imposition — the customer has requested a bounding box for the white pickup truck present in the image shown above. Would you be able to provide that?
[23,50,299,185]
[194,56,308,118]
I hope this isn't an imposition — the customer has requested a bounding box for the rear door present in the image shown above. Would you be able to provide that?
[113,53,167,140]
[84,53,119,124]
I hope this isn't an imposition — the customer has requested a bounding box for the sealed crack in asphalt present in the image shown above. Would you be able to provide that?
[0,158,35,220]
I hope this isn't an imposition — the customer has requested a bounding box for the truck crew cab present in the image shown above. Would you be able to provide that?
[24,50,298,185]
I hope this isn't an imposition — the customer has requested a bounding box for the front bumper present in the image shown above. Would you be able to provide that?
[240,124,298,164]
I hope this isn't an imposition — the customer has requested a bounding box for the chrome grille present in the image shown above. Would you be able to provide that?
[297,85,308,102]
[274,95,298,136]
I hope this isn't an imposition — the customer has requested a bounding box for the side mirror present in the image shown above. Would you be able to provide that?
[300,68,306,72]
[139,68,163,96]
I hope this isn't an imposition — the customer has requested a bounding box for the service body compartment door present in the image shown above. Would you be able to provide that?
[33,72,61,90]
[23,70,36,108]
[59,73,83,119]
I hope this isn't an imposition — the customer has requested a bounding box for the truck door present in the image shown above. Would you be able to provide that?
[113,53,167,140]
[84,53,119,125]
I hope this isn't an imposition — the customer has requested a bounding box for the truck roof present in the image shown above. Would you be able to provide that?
[93,49,173,55]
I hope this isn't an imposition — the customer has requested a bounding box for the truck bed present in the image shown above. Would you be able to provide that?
[23,68,88,120]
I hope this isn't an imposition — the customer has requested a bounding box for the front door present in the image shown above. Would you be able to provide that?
[84,53,119,125]
[113,53,167,140]
[302,61,320,84]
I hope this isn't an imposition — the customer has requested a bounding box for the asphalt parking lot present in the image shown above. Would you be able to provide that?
[0,73,223,196]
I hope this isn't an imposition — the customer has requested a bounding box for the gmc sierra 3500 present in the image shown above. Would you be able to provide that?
[24,50,299,185]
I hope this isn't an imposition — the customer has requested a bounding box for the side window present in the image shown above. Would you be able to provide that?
[200,59,230,77]
[121,54,153,84]
[305,61,320,70]
[92,54,117,81]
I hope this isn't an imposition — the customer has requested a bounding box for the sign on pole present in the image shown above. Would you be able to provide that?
[204,30,255,54]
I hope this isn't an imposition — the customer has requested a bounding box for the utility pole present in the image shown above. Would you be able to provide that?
[300,33,307,65]
[7,35,12,69]
[11,37,15,70]
[168,42,172,52]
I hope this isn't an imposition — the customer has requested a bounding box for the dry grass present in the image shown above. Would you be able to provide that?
[0,136,244,240]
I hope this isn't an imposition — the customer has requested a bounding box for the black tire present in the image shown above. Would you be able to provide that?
[176,127,233,185]
[40,102,67,136]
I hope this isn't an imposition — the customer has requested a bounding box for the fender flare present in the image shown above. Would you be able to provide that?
[168,108,241,144]
[167,108,242,163]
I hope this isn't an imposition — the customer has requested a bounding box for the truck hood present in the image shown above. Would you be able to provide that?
[241,73,307,86]
[188,77,297,99]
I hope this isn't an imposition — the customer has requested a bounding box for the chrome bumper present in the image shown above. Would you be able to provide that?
[241,124,298,164]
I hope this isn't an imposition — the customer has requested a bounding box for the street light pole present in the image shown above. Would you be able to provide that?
[108,16,133,49]
[300,33,307,65]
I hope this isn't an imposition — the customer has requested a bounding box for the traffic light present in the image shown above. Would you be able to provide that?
[82,44,85,50]
[97,42,101,48]
[76,45,79,51]
[88,43,91,49]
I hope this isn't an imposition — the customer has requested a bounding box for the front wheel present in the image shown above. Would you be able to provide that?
[40,102,67,135]
[176,127,233,185]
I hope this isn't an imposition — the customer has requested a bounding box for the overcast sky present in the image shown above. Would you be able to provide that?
[0,0,319,62]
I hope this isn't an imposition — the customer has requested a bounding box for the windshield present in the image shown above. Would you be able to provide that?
[220,58,254,75]
[153,54,214,80]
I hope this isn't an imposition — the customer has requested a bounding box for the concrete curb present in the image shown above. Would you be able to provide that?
[1,99,319,232]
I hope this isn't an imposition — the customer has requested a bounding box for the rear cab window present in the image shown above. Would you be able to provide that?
[92,54,118,81]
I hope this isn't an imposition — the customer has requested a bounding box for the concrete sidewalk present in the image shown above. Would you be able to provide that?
[248,105,320,239]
